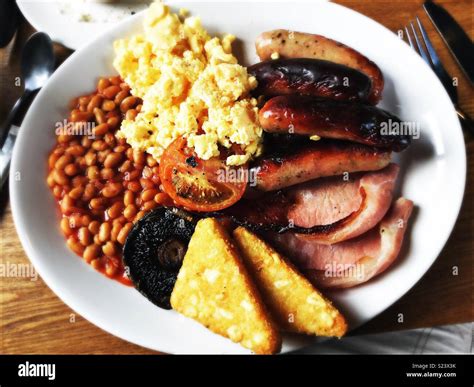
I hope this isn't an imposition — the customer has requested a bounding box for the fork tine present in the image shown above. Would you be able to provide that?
[410,21,432,66]
[416,16,440,68]
[404,26,415,50]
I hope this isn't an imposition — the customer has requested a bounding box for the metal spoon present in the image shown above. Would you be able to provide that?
[0,0,22,48]
[0,32,55,189]
[0,32,55,148]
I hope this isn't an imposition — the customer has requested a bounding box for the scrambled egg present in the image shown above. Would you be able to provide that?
[113,2,262,165]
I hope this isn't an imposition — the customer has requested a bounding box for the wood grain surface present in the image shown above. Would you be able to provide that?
[0,0,472,354]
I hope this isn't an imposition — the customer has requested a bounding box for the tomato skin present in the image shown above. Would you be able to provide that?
[159,137,248,212]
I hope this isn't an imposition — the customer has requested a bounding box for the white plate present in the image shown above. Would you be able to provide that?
[10,1,466,354]
[17,0,151,50]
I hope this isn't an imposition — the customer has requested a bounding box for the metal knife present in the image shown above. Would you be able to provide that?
[0,124,19,189]
[424,0,474,84]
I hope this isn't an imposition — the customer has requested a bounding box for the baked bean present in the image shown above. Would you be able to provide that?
[81,215,92,227]
[84,151,97,166]
[46,172,55,188]
[93,235,101,245]
[118,160,132,173]
[78,227,92,246]
[57,134,73,143]
[105,260,118,277]
[125,109,137,121]
[106,116,120,129]
[64,163,79,176]
[69,186,84,200]
[52,185,63,199]
[123,204,137,220]
[93,123,109,136]
[110,223,122,242]
[119,82,130,91]
[66,144,86,156]
[104,133,116,147]
[123,190,134,206]
[48,153,61,169]
[134,210,146,222]
[60,217,73,236]
[102,182,123,198]
[67,236,85,255]
[83,244,100,263]
[87,95,103,112]
[97,149,111,164]
[140,178,154,190]
[125,170,141,182]
[81,137,93,148]
[102,100,116,111]
[125,148,133,160]
[135,104,142,113]
[114,89,129,105]
[93,107,106,125]
[82,184,96,201]
[60,195,75,213]
[88,220,100,234]
[154,192,171,205]
[90,197,107,210]
[87,166,100,180]
[141,188,158,202]
[91,258,102,270]
[98,78,110,92]
[102,85,121,99]
[142,166,153,179]
[127,181,141,192]
[54,154,73,170]
[146,155,158,167]
[132,149,145,165]
[142,200,158,211]
[107,202,123,219]
[104,152,123,168]
[72,175,88,187]
[117,222,133,245]
[99,222,111,242]
[92,140,108,151]
[109,76,121,85]
[79,96,91,107]
[120,96,137,112]
[100,168,115,180]
[151,173,161,185]
[53,169,69,185]
[71,109,93,122]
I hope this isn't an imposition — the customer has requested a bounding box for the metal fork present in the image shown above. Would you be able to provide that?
[405,17,473,132]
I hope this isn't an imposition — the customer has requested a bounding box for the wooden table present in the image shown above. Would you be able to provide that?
[0,0,472,354]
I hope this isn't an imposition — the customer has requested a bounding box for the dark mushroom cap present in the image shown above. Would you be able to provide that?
[123,207,197,309]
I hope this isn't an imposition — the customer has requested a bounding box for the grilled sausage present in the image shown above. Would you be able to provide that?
[252,140,392,191]
[255,29,384,104]
[259,95,411,151]
[248,58,372,102]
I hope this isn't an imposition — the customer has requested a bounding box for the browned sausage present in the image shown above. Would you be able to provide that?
[251,140,392,191]
[259,95,411,151]
[255,29,384,104]
[248,58,372,102]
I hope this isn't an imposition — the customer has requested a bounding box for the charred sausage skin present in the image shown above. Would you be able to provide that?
[248,58,372,102]
[252,140,392,191]
[255,29,384,104]
[259,95,411,151]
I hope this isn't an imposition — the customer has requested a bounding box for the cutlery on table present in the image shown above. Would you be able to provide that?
[424,0,474,85]
[404,17,473,134]
[0,32,55,189]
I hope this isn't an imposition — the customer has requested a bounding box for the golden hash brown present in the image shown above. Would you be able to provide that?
[233,227,347,338]
[170,218,281,354]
